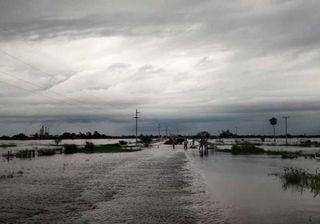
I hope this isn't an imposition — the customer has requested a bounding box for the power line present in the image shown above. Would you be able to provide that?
[0,72,111,115]
[283,116,289,145]
[0,70,110,114]
[0,47,114,107]
[0,48,60,79]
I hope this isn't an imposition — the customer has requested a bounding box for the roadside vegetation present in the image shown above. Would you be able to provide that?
[0,143,17,148]
[2,141,139,159]
[298,140,320,147]
[64,141,140,154]
[37,148,60,156]
[217,142,310,159]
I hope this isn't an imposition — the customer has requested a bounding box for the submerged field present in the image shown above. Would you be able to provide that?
[1,139,320,223]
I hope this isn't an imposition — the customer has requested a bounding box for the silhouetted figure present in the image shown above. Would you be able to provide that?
[169,135,176,149]
[204,138,208,155]
[172,137,176,149]
[184,138,188,150]
[199,138,205,156]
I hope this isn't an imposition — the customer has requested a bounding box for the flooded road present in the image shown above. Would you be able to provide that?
[0,145,228,224]
[1,143,320,223]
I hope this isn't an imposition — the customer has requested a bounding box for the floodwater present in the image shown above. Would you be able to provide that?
[0,139,134,153]
[0,144,229,224]
[1,140,320,223]
[187,150,320,224]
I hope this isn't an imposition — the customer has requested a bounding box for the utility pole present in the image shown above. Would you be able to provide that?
[158,123,161,140]
[165,127,168,137]
[134,109,140,146]
[283,116,289,145]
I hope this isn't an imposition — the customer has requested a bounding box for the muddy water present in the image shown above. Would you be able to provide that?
[187,149,320,224]
[0,145,228,224]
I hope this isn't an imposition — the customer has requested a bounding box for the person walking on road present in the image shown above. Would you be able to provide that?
[183,138,188,150]
[172,136,176,149]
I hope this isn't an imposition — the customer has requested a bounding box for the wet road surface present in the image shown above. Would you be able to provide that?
[0,145,228,224]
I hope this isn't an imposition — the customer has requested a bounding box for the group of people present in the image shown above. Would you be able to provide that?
[198,138,209,156]
[170,136,208,155]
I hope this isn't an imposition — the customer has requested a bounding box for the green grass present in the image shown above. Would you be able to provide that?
[63,143,140,154]
[298,140,320,147]
[277,168,320,197]
[0,143,17,148]
[230,142,265,155]
[37,148,59,156]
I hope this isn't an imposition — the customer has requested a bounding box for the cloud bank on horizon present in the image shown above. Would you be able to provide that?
[0,0,319,135]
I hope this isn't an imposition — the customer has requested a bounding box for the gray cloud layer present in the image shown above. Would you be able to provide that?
[0,0,320,135]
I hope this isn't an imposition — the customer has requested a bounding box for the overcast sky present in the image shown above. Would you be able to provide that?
[0,0,319,136]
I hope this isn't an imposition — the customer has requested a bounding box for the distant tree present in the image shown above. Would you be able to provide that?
[269,117,278,142]
[12,133,27,140]
[0,135,11,140]
[140,135,153,146]
[86,132,92,138]
[70,133,77,139]
[219,130,236,138]
[77,132,86,139]
[61,132,72,139]
[93,131,101,138]
[84,141,95,151]
[196,131,210,139]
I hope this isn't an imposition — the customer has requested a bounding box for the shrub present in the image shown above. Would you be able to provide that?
[64,144,78,154]
[140,135,152,146]
[231,142,264,154]
[37,149,56,156]
[119,140,128,145]
[84,141,95,152]
[54,138,62,146]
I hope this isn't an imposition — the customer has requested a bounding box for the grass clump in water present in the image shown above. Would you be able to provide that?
[230,142,265,155]
[278,168,320,197]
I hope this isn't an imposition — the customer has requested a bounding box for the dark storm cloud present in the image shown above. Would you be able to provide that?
[1,0,318,51]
